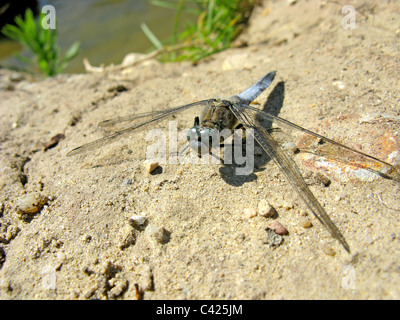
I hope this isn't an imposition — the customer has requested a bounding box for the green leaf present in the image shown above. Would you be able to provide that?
[1,7,80,76]
[64,41,80,62]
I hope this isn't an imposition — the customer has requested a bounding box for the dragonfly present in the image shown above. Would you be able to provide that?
[68,71,400,253]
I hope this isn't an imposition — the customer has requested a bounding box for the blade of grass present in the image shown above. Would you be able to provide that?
[141,22,164,49]
[150,0,198,15]
[146,0,255,62]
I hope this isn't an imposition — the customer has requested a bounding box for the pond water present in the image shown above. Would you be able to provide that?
[0,0,195,73]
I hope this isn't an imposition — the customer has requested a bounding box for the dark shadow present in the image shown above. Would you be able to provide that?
[0,246,5,270]
[219,81,285,186]
[162,228,171,244]
[261,81,286,130]
[150,165,163,175]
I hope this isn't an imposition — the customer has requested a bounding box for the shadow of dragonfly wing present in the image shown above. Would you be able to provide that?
[229,98,350,252]
[67,99,216,156]
[242,105,400,184]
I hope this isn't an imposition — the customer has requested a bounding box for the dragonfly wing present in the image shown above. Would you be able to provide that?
[67,99,216,156]
[98,107,185,129]
[242,105,400,184]
[229,99,350,252]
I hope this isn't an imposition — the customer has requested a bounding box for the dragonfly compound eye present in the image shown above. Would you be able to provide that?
[187,127,219,155]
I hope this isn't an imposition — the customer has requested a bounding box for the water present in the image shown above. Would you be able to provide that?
[0,0,194,73]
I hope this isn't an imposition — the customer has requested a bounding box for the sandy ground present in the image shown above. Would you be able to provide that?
[0,0,399,300]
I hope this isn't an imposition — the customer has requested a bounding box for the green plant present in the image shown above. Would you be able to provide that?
[1,9,80,77]
[142,0,255,62]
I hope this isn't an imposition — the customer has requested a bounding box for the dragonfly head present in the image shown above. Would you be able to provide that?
[187,116,219,155]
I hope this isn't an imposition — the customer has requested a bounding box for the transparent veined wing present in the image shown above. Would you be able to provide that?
[98,107,186,130]
[242,105,400,184]
[67,99,217,157]
[229,97,351,252]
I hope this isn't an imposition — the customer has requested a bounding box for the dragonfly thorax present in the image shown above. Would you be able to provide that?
[200,99,238,131]
[187,100,238,155]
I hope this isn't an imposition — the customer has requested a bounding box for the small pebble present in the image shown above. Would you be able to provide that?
[299,209,308,217]
[275,200,294,211]
[281,141,299,154]
[143,160,159,173]
[145,225,169,244]
[268,221,288,235]
[15,192,49,215]
[43,133,65,151]
[118,226,136,250]
[332,80,346,89]
[108,278,129,299]
[299,218,312,228]
[257,200,276,218]
[243,207,257,218]
[322,245,336,256]
[129,215,148,228]
[123,178,133,185]
[314,172,331,187]
[264,228,284,248]
[9,73,24,82]
[55,251,67,271]
[56,251,67,263]
[0,225,20,243]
